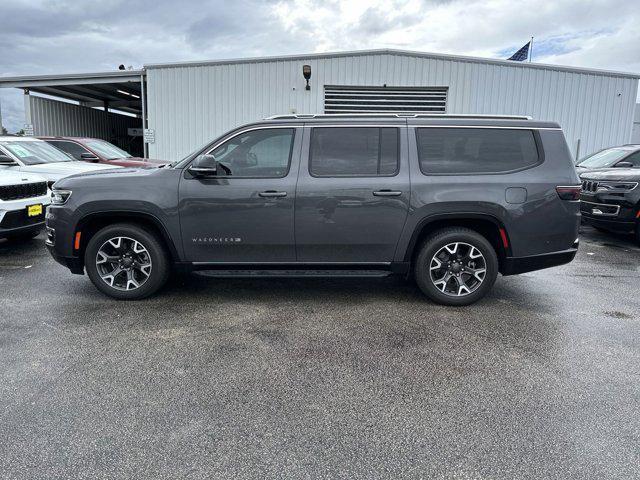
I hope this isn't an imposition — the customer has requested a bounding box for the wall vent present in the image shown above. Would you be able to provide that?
[324,85,448,114]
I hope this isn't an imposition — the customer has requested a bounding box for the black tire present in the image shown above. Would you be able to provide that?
[414,227,499,306]
[84,223,169,300]
[635,222,640,246]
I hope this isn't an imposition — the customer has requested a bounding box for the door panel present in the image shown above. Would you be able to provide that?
[179,127,301,263]
[295,125,410,263]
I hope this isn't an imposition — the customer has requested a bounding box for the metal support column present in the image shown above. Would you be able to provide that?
[23,88,32,135]
[140,72,148,158]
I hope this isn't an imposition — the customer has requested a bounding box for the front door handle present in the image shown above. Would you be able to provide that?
[373,190,402,197]
[259,190,287,198]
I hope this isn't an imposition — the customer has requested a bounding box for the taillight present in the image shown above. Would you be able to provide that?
[556,185,581,201]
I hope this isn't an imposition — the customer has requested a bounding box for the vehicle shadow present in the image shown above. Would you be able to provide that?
[0,234,44,256]
[579,224,639,250]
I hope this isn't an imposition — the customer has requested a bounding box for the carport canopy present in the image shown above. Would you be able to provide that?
[0,70,144,115]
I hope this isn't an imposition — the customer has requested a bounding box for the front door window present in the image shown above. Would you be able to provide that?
[209,128,295,178]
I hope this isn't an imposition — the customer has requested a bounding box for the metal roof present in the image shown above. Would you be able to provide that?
[144,48,640,79]
[0,70,144,115]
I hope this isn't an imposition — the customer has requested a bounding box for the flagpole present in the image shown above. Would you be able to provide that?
[529,36,534,62]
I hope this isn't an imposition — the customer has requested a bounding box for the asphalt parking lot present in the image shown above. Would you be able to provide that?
[1,225,639,479]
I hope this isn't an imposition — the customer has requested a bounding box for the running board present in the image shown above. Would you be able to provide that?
[195,269,392,278]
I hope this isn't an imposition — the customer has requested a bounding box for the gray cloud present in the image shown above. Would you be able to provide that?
[1,0,639,132]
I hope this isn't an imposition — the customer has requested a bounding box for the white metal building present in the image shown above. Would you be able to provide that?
[632,103,640,144]
[1,49,638,161]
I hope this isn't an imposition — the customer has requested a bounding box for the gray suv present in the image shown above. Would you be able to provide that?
[46,114,581,306]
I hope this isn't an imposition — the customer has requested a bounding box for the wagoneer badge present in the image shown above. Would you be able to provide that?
[193,237,242,244]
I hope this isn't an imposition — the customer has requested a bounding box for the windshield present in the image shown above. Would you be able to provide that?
[85,140,131,160]
[577,148,629,168]
[0,140,73,165]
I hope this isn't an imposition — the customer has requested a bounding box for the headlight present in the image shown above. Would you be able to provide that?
[597,182,638,192]
[51,189,72,205]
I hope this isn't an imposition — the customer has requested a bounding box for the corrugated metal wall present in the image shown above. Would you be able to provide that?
[146,52,639,161]
[28,95,141,152]
[632,104,640,144]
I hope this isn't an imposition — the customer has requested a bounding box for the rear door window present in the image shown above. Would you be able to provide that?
[310,127,399,177]
[416,128,540,175]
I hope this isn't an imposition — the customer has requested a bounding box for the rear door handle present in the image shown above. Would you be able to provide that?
[373,190,402,197]
[259,190,287,198]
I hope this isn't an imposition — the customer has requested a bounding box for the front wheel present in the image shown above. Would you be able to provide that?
[85,223,169,300]
[414,228,499,306]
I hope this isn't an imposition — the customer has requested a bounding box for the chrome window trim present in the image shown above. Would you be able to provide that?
[202,125,300,156]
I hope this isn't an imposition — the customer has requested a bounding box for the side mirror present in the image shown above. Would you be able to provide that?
[80,152,100,162]
[614,161,633,168]
[0,154,18,166]
[188,154,218,176]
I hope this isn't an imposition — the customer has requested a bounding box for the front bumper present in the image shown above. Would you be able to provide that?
[0,205,47,238]
[501,241,579,276]
[581,214,636,233]
[45,241,84,274]
[579,192,638,233]
[45,205,85,274]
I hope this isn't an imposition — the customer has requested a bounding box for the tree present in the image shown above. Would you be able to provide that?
[1,125,7,135]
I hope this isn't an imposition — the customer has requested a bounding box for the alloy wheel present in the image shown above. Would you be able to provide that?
[429,242,487,297]
[95,236,152,291]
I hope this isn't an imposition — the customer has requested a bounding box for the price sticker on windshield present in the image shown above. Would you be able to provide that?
[7,145,31,158]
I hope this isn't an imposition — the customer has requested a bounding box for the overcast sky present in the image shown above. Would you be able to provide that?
[1,0,639,132]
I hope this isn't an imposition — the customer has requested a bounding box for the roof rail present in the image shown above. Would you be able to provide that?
[264,113,532,120]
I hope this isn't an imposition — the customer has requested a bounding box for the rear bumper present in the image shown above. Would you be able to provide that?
[501,243,578,276]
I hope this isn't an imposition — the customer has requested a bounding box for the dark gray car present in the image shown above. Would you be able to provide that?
[575,144,640,174]
[45,114,581,306]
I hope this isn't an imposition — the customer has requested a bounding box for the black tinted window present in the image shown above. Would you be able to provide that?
[416,128,540,174]
[622,151,640,167]
[210,128,294,178]
[310,127,399,176]
[46,140,89,160]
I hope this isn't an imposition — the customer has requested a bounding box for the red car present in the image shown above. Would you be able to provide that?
[40,137,168,167]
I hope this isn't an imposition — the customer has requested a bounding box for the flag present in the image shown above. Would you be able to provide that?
[507,42,530,61]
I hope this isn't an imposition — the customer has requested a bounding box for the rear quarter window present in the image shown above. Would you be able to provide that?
[416,128,541,175]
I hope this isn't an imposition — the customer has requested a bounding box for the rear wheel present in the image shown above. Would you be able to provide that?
[414,228,499,306]
[635,222,640,245]
[85,223,169,300]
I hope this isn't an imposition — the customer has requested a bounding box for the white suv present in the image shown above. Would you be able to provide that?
[0,136,121,186]
[0,170,51,240]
